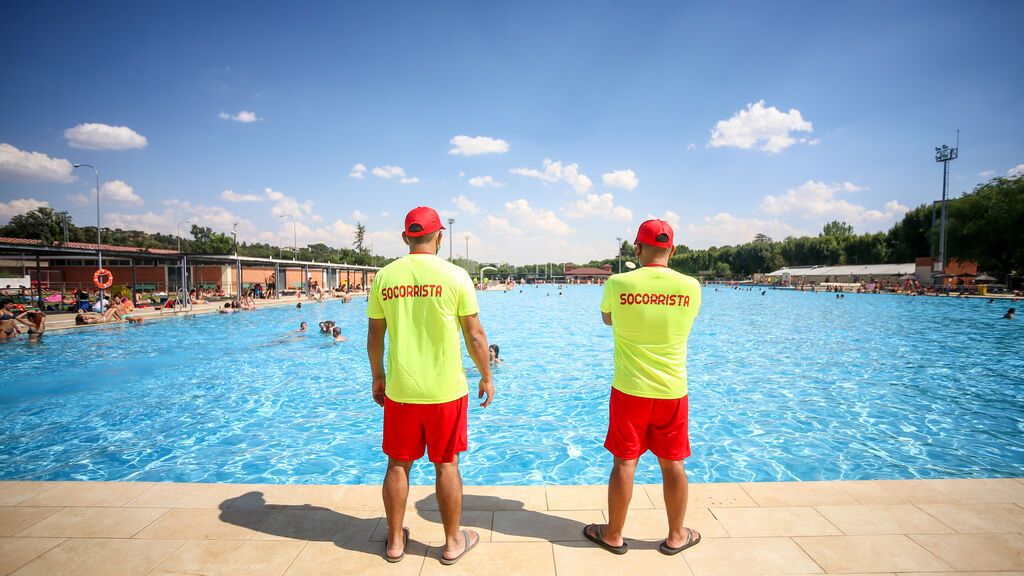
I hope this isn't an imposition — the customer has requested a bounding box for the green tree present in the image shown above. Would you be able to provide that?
[821,221,854,239]
[189,225,234,254]
[945,176,1024,277]
[353,223,368,254]
[0,207,66,245]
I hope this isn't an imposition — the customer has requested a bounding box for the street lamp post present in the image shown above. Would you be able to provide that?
[616,237,623,273]
[934,131,959,284]
[72,163,103,305]
[465,233,470,264]
[176,220,192,252]
[447,218,455,261]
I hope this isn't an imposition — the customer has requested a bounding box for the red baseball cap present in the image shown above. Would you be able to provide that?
[635,219,675,248]
[404,206,446,237]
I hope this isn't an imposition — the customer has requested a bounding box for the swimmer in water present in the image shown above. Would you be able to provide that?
[488,344,503,365]
[17,311,45,342]
[1004,307,1016,320]
[332,326,346,342]
[298,322,308,332]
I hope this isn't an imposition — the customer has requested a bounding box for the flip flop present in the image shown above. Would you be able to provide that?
[440,529,479,565]
[385,527,409,563]
[659,527,701,555]
[583,523,628,555]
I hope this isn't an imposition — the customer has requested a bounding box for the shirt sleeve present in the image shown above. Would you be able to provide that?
[457,271,479,317]
[366,274,385,319]
[600,278,615,313]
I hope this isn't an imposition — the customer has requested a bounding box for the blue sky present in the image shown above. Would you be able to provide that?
[1,1,1021,264]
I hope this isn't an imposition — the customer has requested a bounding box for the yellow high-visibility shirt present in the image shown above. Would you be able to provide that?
[600,265,702,399]
[367,253,479,404]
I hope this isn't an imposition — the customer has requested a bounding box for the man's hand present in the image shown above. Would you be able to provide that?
[372,376,387,407]
[478,376,495,408]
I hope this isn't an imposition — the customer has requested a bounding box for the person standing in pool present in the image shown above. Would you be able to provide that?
[586,218,703,556]
[366,206,494,565]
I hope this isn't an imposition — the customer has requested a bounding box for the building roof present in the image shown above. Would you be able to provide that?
[565,267,613,276]
[766,263,916,277]
[0,237,180,255]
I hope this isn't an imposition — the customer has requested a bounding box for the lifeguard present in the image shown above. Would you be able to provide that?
[366,206,493,565]
[585,218,703,555]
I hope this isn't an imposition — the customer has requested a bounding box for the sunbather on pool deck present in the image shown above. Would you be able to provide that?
[367,206,493,565]
[586,218,703,557]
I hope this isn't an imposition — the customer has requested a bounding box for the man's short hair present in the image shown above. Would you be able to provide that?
[408,230,439,244]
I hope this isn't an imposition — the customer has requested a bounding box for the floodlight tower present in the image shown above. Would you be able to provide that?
[934,130,959,280]
[447,218,455,261]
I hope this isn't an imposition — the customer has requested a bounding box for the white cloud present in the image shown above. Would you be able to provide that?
[978,170,995,178]
[452,195,480,215]
[0,198,50,220]
[760,180,907,224]
[601,169,639,191]
[64,123,148,150]
[264,187,313,219]
[505,198,573,236]
[509,159,593,193]
[349,163,367,179]
[370,165,419,184]
[468,175,505,188]
[708,100,814,154]
[381,211,391,217]
[372,165,406,179]
[220,189,263,202]
[458,172,466,178]
[686,143,697,151]
[1007,163,1024,178]
[218,110,260,123]
[351,210,369,221]
[100,180,143,205]
[448,135,510,156]
[683,213,807,248]
[481,215,523,236]
[646,210,681,232]
[105,199,255,239]
[0,143,76,182]
[564,193,633,221]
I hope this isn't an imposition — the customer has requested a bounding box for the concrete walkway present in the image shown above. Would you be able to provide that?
[1,478,1022,575]
[43,293,364,332]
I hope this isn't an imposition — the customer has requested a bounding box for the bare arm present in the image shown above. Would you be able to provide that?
[602,311,612,326]
[459,313,494,407]
[367,317,387,406]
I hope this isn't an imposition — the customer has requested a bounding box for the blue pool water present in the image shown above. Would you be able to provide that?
[2,286,1022,485]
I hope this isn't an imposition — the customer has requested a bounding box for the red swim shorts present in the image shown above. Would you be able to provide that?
[383,395,468,463]
[604,387,690,461]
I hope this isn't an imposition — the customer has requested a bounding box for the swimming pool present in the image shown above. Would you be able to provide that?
[2,286,1022,485]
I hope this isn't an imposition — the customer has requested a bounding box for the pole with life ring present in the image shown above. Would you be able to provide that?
[94,268,113,290]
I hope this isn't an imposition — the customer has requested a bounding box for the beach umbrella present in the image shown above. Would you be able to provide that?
[975,273,997,283]
[956,272,977,278]
[898,274,916,281]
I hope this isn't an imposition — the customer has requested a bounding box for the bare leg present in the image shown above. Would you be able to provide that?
[601,456,637,547]
[659,457,695,547]
[436,457,477,560]
[383,458,412,558]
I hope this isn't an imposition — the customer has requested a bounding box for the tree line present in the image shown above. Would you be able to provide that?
[2,175,1019,278]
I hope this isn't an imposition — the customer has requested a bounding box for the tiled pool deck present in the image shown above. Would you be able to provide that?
[1,479,1022,575]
